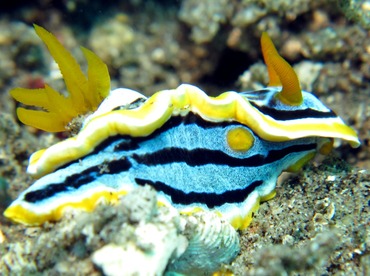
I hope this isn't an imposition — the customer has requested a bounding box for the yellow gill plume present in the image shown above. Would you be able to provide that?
[10,24,110,132]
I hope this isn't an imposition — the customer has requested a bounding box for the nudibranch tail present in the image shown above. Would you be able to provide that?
[10,25,110,132]
[261,32,303,105]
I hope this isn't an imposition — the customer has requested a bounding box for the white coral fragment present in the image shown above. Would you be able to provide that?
[168,212,240,274]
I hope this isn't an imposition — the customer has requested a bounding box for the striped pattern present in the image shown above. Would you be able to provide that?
[25,85,360,179]
[4,85,360,227]
[5,113,320,228]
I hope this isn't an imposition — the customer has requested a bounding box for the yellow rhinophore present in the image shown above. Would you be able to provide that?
[261,32,303,105]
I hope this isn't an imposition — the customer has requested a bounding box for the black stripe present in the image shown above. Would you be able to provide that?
[250,102,337,121]
[24,157,132,203]
[24,114,240,203]
[112,114,239,153]
[239,89,271,100]
[59,114,241,166]
[114,138,140,151]
[135,178,263,207]
[241,89,337,119]
[24,142,313,203]
[56,135,130,171]
[132,143,317,167]
[181,112,234,129]
[112,97,146,111]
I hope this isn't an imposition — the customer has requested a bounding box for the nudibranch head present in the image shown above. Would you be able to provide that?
[4,29,360,230]
[10,25,110,132]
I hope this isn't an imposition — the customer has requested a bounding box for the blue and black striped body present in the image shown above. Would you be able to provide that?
[19,112,322,225]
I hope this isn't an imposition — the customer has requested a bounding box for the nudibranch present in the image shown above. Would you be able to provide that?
[5,27,360,229]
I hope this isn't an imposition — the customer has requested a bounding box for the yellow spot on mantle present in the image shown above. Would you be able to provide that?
[227,127,254,152]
